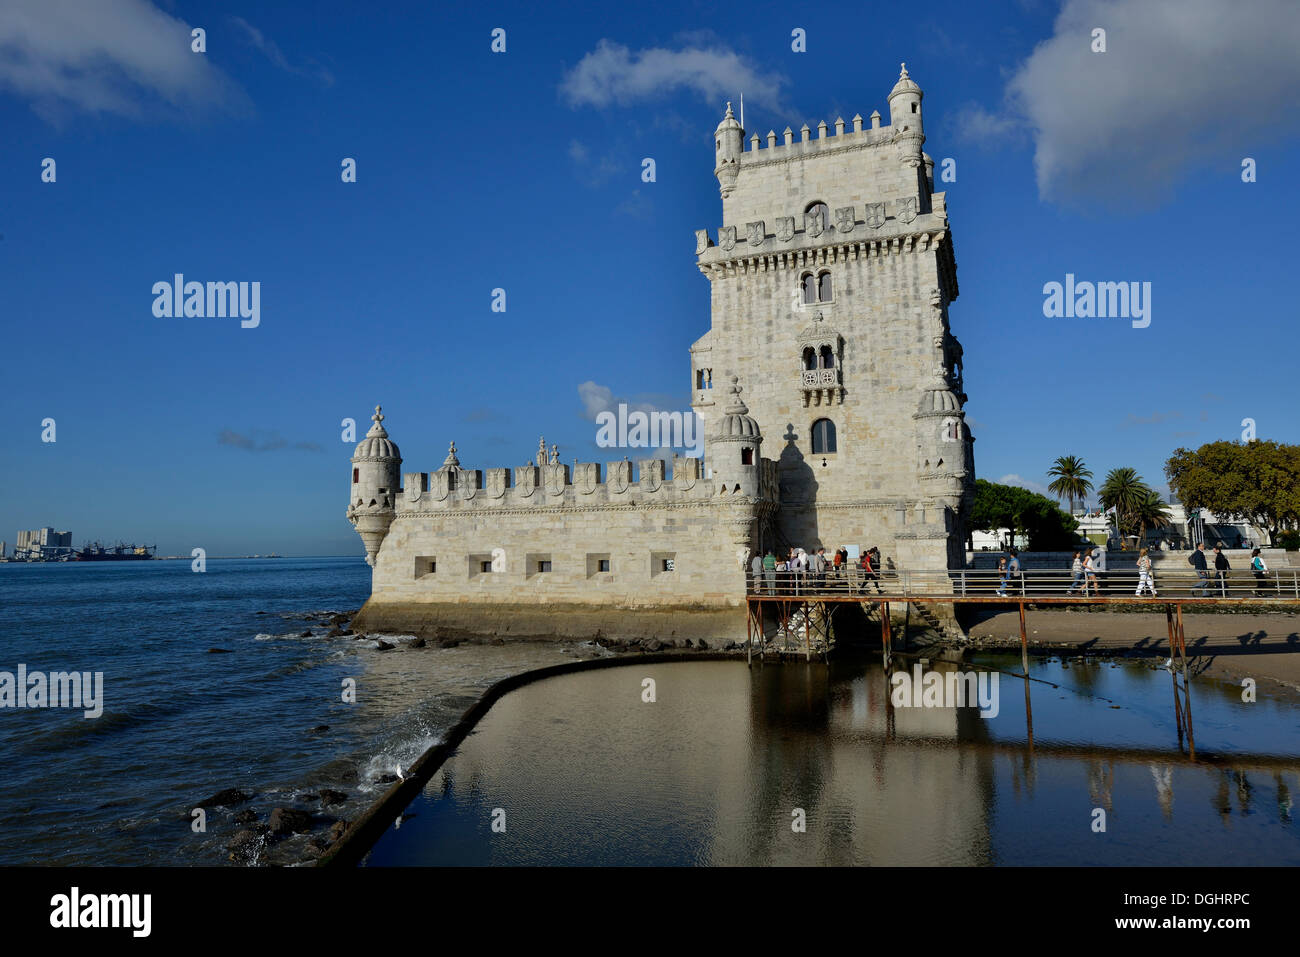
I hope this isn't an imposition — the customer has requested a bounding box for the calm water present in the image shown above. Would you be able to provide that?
[364,657,1300,866]
[0,558,574,866]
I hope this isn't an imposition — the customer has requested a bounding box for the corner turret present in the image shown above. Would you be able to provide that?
[714,102,743,199]
[709,377,763,498]
[347,405,402,566]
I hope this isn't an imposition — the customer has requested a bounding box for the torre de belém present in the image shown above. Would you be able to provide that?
[347,65,975,643]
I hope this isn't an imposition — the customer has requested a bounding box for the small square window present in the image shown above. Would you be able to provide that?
[652,552,677,577]
[480,561,493,573]
[587,553,612,578]
[537,560,551,573]
[741,447,754,465]
[598,559,610,573]
[414,556,436,579]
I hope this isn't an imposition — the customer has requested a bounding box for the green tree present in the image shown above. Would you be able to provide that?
[1099,467,1151,541]
[1133,487,1173,547]
[1165,440,1300,546]
[1046,455,1094,514]
[967,479,1081,551]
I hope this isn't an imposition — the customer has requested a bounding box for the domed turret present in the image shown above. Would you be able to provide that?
[888,63,925,163]
[714,102,743,198]
[348,405,403,566]
[710,377,763,497]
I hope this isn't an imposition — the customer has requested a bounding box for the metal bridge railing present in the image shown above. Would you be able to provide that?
[745,566,1300,600]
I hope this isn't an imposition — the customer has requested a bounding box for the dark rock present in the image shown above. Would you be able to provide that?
[326,628,344,638]
[198,788,251,808]
[226,827,268,858]
[723,640,736,651]
[491,638,505,646]
[255,611,267,616]
[338,628,353,636]
[207,647,233,654]
[375,773,400,785]
[329,613,349,625]
[268,807,314,836]
[375,639,394,651]
[408,637,426,649]
[298,793,320,802]
[697,638,709,650]
[319,789,347,807]
[308,725,330,733]
[439,638,461,649]
[328,820,350,843]
[643,638,663,652]
[684,638,694,648]
[299,630,313,638]
[232,808,258,824]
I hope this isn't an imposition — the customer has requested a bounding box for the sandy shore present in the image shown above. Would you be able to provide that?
[959,607,1300,700]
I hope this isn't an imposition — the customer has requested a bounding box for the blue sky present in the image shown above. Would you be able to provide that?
[2,0,1298,556]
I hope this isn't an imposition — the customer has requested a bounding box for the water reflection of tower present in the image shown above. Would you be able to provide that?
[1087,759,1115,812]
[1276,772,1292,822]
[1149,764,1174,820]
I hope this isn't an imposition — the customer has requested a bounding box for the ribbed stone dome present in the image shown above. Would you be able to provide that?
[714,377,761,439]
[918,371,961,414]
[715,101,741,134]
[890,63,921,97]
[352,406,401,460]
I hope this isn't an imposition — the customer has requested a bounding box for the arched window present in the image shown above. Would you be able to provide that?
[802,347,817,370]
[819,345,834,369]
[811,418,837,454]
[817,271,833,303]
[802,272,817,304]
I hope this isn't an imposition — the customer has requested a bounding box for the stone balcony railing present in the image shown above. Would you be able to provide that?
[801,368,840,387]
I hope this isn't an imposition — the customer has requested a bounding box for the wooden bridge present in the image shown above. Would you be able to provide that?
[744,565,1300,751]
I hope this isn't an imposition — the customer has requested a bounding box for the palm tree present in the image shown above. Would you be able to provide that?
[1099,467,1151,545]
[1132,488,1173,548]
[1047,455,1094,515]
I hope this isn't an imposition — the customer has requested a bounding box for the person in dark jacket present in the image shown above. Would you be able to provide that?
[1213,543,1230,596]
[1189,542,1210,596]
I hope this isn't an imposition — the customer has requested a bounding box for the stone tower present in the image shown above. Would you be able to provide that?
[691,64,973,569]
[347,405,402,565]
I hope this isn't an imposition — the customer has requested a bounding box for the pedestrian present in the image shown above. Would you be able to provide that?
[762,549,776,595]
[996,548,1021,597]
[1213,543,1230,596]
[1094,543,1108,594]
[1082,549,1099,596]
[750,551,763,593]
[1250,547,1268,596]
[1189,542,1210,596]
[1067,551,1084,595]
[1135,546,1157,597]
[794,548,809,594]
[862,545,882,593]
[832,548,844,577]
[812,547,827,587]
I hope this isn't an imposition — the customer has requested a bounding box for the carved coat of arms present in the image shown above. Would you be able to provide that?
[804,209,824,238]
[694,229,710,255]
[897,197,917,224]
[775,217,794,242]
[835,206,855,233]
[864,202,885,229]
[746,221,765,247]
[718,226,736,251]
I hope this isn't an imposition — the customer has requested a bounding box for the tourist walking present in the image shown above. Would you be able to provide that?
[1067,551,1084,595]
[750,551,763,592]
[1082,549,1099,596]
[1094,544,1108,595]
[1251,548,1269,596]
[996,548,1021,597]
[861,545,882,594]
[1213,543,1230,596]
[1135,546,1157,597]
[762,550,776,595]
[1189,542,1210,596]
[812,548,827,587]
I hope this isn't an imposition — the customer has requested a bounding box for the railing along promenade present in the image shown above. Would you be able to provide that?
[744,565,1300,692]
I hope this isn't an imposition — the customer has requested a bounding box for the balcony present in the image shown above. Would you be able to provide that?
[801,368,840,387]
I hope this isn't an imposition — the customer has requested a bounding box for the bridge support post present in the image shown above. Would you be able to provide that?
[1019,601,1029,676]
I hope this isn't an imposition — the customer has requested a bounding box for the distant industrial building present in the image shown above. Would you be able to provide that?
[14,528,73,559]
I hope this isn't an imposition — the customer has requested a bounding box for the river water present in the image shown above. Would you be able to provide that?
[363,656,1300,866]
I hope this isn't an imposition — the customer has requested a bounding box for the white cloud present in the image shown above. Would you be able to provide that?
[999,473,1053,497]
[230,16,333,87]
[560,39,785,110]
[957,0,1300,207]
[577,381,677,421]
[0,0,246,121]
